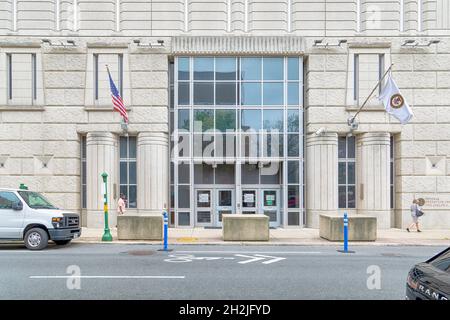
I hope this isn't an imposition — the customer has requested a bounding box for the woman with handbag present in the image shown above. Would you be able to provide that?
[407,198,424,232]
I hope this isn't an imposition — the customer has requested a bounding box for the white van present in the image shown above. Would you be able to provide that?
[0,188,81,250]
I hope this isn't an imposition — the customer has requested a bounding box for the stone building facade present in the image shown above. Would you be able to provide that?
[0,0,449,229]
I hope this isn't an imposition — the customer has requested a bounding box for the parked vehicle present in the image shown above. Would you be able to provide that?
[0,188,81,250]
[406,247,450,300]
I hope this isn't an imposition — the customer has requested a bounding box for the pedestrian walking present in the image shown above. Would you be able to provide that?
[118,193,126,215]
[407,198,425,232]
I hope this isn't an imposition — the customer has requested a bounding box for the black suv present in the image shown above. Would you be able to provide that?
[406,247,450,300]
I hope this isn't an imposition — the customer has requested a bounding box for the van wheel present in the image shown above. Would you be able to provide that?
[54,240,71,246]
[24,228,49,250]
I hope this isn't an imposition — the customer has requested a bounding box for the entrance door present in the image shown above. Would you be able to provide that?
[242,189,257,214]
[195,189,213,226]
[216,189,234,227]
[261,189,280,227]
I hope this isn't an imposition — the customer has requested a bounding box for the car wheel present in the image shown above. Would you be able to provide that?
[24,228,49,250]
[54,240,71,246]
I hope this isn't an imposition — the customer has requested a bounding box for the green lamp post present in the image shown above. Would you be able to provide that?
[101,172,113,242]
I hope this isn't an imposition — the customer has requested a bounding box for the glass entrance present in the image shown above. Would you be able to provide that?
[242,189,257,214]
[262,189,280,227]
[195,189,212,226]
[216,189,234,226]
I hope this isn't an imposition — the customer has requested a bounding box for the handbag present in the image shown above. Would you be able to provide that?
[416,210,425,217]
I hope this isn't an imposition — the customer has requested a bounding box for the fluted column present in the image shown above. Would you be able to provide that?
[137,132,169,215]
[86,132,118,228]
[357,132,391,228]
[306,133,338,228]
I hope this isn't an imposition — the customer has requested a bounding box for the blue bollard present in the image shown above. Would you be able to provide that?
[338,212,354,253]
[343,212,348,252]
[163,210,168,251]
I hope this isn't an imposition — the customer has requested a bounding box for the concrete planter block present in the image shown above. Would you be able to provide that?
[117,215,163,240]
[319,214,377,241]
[223,214,269,241]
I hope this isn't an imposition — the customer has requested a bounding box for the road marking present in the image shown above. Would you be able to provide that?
[176,251,322,254]
[165,253,286,264]
[29,275,185,279]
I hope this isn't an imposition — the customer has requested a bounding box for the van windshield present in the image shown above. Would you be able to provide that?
[18,191,57,209]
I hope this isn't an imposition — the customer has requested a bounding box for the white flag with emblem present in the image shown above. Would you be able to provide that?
[378,73,413,124]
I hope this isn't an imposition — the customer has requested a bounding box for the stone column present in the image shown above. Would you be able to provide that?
[305,133,338,228]
[86,132,118,228]
[137,132,169,215]
[357,132,391,228]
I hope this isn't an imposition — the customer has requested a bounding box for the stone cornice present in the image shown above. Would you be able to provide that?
[172,36,305,55]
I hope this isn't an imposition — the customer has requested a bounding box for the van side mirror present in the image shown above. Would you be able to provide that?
[12,201,23,211]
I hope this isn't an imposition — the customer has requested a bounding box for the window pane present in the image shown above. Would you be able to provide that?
[261,164,280,184]
[120,136,127,158]
[128,137,136,158]
[120,162,127,184]
[215,82,236,105]
[129,161,136,184]
[178,82,190,105]
[288,82,299,105]
[215,164,235,184]
[348,162,355,185]
[216,133,235,158]
[216,109,236,132]
[288,134,299,157]
[128,185,137,208]
[288,211,300,225]
[263,57,283,80]
[338,137,347,158]
[347,136,356,158]
[178,211,190,226]
[178,134,190,157]
[194,82,214,105]
[178,109,190,131]
[338,162,346,185]
[288,57,300,80]
[241,134,259,157]
[194,109,214,132]
[120,185,128,204]
[263,134,283,157]
[338,186,347,208]
[348,186,356,208]
[193,57,214,80]
[194,164,214,184]
[241,57,261,80]
[288,186,300,208]
[288,161,299,184]
[178,57,190,80]
[263,109,283,131]
[193,133,214,157]
[178,163,190,184]
[178,186,190,208]
[215,57,236,80]
[287,110,299,132]
[241,109,261,131]
[241,164,259,184]
[263,83,283,105]
[241,82,261,105]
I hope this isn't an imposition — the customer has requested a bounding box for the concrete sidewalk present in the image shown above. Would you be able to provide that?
[75,227,450,246]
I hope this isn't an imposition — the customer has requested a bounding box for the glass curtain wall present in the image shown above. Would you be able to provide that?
[171,56,304,227]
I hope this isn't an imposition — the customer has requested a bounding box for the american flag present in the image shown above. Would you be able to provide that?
[107,66,128,123]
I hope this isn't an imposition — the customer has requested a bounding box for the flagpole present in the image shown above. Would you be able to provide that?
[349,63,394,125]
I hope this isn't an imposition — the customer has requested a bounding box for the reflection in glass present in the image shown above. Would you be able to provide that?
[178,82,189,105]
[193,57,214,80]
[288,186,300,208]
[338,162,346,185]
[178,163,190,184]
[216,109,236,131]
[215,165,235,184]
[338,137,346,158]
[241,109,261,131]
[178,57,189,80]
[216,57,236,80]
[348,186,356,208]
[263,83,283,105]
[241,134,259,157]
[287,110,299,132]
[178,186,190,208]
[194,109,214,132]
[193,82,214,105]
[348,162,355,184]
[216,82,236,105]
[288,82,299,105]
[287,134,299,157]
[241,82,261,105]
[241,58,261,80]
[263,57,283,80]
[178,109,190,130]
[263,109,283,131]
[347,136,356,158]
[288,161,299,184]
[288,57,299,80]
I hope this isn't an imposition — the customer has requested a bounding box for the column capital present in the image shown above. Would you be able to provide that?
[137,132,168,147]
[357,132,390,145]
[306,132,338,146]
[86,132,116,146]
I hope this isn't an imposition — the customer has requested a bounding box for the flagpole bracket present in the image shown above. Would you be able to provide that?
[120,118,129,135]
[347,117,359,131]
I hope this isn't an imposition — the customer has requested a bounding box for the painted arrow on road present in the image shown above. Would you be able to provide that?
[235,254,286,264]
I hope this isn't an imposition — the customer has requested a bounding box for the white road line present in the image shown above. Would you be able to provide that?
[29,276,185,279]
[176,251,322,254]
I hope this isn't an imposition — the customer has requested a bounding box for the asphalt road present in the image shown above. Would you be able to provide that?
[0,242,447,300]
